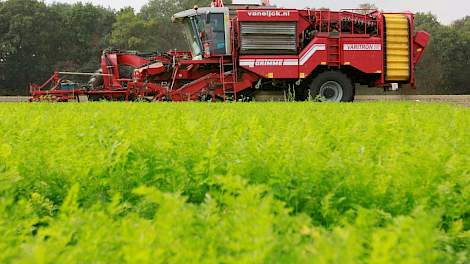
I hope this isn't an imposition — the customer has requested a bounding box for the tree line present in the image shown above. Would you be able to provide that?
[0,0,469,95]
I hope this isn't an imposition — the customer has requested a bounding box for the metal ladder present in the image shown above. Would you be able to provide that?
[219,18,240,102]
[327,36,341,67]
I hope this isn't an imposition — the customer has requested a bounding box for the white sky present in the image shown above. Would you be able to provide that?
[44,0,469,24]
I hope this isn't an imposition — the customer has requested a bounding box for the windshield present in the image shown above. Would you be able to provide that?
[183,16,205,60]
[181,13,227,59]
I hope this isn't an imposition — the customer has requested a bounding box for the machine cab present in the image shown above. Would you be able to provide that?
[172,7,231,60]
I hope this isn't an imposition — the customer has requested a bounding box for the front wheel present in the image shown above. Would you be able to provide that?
[309,71,354,102]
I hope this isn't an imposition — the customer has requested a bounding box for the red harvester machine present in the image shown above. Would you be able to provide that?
[30,0,429,102]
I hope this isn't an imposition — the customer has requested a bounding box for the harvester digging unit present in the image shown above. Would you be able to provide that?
[30,0,429,102]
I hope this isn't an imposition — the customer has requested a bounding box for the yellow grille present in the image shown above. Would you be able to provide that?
[384,14,410,82]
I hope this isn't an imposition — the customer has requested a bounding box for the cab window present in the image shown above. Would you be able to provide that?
[207,13,226,54]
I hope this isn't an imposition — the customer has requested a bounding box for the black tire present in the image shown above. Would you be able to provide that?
[87,95,106,102]
[309,71,354,102]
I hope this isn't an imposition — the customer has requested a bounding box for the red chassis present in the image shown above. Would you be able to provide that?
[31,3,429,102]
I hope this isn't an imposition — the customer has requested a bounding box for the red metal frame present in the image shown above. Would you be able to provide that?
[211,0,224,7]
[31,4,429,102]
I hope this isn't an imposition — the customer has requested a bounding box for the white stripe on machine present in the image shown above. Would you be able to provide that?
[240,44,326,68]
[299,44,326,65]
[240,59,299,67]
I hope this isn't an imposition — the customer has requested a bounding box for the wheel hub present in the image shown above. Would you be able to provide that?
[319,81,344,102]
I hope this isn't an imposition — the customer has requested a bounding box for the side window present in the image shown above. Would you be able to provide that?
[208,14,226,54]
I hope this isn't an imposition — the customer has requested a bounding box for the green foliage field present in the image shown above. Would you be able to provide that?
[0,103,468,263]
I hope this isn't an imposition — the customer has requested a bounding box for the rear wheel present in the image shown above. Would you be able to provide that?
[309,71,354,102]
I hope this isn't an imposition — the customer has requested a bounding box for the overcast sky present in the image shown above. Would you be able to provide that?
[44,0,469,24]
